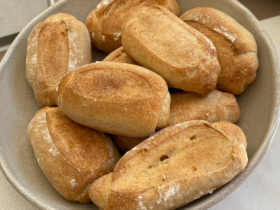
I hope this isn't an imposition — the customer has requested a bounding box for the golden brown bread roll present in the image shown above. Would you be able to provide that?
[56,62,170,137]
[89,120,248,209]
[122,5,221,96]
[113,90,240,152]
[181,7,259,95]
[85,0,180,53]
[169,90,240,125]
[26,13,92,107]
[27,107,120,203]
[103,46,138,65]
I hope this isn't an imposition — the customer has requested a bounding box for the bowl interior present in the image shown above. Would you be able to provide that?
[0,0,279,209]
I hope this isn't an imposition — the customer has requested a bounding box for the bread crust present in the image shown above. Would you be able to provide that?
[26,13,92,107]
[112,135,147,153]
[122,6,221,96]
[27,107,120,203]
[89,120,248,209]
[103,46,138,65]
[85,0,180,53]
[169,90,240,125]
[112,90,240,152]
[55,62,170,137]
[181,7,258,95]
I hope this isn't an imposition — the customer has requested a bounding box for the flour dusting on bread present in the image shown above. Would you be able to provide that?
[67,25,79,71]
[48,146,60,156]
[70,179,77,189]
[96,0,116,12]
[157,184,181,205]
[136,196,147,210]
[114,33,122,41]
[213,27,236,43]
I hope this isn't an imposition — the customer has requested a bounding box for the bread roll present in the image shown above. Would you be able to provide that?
[122,5,221,96]
[26,13,92,107]
[56,62,170,137]
[169,90,240,125]
[112,90,240,152]
[85,0,180,53]
[27,107,120,203]
[89,120,248,209]
[103,46,137,65]
[181,7,258,95]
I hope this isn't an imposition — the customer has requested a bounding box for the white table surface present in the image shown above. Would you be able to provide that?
[0,0,48,38]
[0,16,280,210]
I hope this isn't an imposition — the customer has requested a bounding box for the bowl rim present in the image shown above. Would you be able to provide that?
[0,0,280,209]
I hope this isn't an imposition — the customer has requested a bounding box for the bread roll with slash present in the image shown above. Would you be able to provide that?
[181,7,258,95]
[103,46,138,65]
[27,107,120,203]
[88,120,248,210]
[26,13,92,107]
[55,62,170,137]
[122,5,221,96]
[113,90,240,152]
[85,0,180,53]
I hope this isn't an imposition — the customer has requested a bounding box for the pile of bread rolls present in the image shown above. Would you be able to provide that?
[26,0,258,209]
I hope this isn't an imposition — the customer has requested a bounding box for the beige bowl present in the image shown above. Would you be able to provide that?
[0,0,279,209]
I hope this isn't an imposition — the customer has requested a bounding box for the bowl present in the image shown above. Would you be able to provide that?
[0,0,279,209]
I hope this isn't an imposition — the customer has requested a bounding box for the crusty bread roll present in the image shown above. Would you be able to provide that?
[85,0,180,53]
[181,7,259,95]
[89,120,248,210]
[27,107,120,203]
[103,46,137,65]
[112,90,240,152]
[56,62,170,137]
[26,13,92,107]
[169,90,240,125]
[122,5,221,96]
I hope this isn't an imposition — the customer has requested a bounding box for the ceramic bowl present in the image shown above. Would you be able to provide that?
[0,0,279,209]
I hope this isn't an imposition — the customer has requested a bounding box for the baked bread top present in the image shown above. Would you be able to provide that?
[85,0,180,53]
[27,107,120,203]
[170,90,240,125]
[56,62,170,137]
[89,120,248,209]
[122,5,221,96]
[181,7,258,95]
[26,13,92,107]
